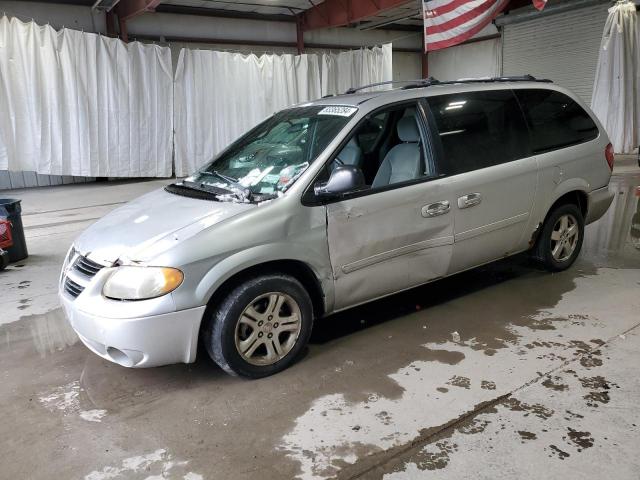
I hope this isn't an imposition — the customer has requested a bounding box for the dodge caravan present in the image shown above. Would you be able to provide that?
[60,76,615,378]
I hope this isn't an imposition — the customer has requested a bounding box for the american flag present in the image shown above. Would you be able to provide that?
[423,0,548,52]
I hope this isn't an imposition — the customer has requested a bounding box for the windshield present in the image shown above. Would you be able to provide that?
[184,105,356,202]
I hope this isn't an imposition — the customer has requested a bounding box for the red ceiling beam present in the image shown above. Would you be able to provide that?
[114,0,163,22]
[298,0,415,31]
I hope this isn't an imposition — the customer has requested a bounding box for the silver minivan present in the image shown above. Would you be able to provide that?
[59,77,615,377]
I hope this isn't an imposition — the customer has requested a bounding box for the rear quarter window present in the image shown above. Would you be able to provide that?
[426,89,530,175]
[514,89,599,154]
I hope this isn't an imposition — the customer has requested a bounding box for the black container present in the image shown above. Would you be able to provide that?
[0,199,28,263]
[0,249,8,270]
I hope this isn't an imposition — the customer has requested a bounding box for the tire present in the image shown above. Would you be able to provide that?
[203,274,313,378]
[532,203,584,272]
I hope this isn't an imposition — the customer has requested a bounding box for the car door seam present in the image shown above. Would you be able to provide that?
[341,235,454,274]
[454,212,530,243]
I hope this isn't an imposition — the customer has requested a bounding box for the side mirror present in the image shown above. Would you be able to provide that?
[314,165,365,199]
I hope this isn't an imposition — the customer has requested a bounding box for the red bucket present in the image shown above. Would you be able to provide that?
[0,219,13,249]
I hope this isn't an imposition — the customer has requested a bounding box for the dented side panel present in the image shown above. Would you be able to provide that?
[326,178,455,311]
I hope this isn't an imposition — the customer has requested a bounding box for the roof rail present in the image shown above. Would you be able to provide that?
[343,74,551,94]
[439,74,553,84]
[344,77,439,94]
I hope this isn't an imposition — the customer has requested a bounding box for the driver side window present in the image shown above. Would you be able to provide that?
[326,102,433,193]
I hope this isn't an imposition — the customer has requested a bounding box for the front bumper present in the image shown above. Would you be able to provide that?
[60,293,206,367]
[585,185,615,224]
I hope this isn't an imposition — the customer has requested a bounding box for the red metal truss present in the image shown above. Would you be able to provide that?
[298,0,415,31]
[115,0,163,21]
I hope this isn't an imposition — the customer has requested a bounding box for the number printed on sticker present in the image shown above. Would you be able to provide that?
[318,106,358,117]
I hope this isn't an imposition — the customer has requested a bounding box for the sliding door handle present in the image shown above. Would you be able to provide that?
[458,193,482,209]
[422,201,450,217]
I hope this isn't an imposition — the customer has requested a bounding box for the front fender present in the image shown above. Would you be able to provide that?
[194,243,334,315]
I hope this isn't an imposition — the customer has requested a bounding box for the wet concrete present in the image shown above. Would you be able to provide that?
[0,171,639,480]
[380,328,640,479]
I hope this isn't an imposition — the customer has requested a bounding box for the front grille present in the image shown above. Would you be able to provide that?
[73,255,104,278]
[64,277,84,298]
[62,255,106,300]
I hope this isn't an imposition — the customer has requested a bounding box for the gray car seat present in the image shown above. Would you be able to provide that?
[333,137,363,171]
[372,116,422,188]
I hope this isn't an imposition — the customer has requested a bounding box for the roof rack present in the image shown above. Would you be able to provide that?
[437,74,553,85]
[344,74,552,94]
[344,78,438,94]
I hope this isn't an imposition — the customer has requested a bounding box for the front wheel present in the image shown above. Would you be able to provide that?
[203,274,313,378]
[532,203,584,272]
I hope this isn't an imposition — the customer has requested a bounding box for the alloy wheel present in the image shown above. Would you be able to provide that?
[550,213,579,262]
[234,292,302,366]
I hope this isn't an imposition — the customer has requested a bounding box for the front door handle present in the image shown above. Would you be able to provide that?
[458,193,482,209]
[422,200,450,217]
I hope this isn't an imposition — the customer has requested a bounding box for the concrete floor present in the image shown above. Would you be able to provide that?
[0,165,639,480]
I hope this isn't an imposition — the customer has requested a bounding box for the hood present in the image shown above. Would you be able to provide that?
[74,188,254,265]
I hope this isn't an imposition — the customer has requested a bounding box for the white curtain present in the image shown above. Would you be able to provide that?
[174,50,321,177]
[321,43,393,96]
[591,1,639,154]
[0,16,173,177]
[428,38,501,81]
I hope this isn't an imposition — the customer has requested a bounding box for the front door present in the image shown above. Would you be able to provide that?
[327,178,455,310]
[322,101,455,311]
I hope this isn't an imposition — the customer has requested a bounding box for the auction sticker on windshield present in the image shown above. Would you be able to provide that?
[318,106,358,117]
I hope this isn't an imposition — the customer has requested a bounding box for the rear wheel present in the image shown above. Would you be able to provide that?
[533,203,584,272]
[203,274,313,378]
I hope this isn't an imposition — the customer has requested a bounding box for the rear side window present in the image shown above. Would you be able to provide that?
[514,89,599,154]
[427,90,530,175]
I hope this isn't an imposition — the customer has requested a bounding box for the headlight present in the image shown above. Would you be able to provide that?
[102,266,184,301]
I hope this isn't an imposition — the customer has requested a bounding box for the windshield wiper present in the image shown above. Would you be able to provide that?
[198,170,254,202]
[181,179,231,196]
[210,170,240,185]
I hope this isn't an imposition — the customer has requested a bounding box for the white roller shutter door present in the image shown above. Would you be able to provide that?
[502,3,610,105]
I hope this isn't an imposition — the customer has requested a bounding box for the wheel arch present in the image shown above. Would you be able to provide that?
[205,259,326,316]
[197,256,329,345]
[530,185,588,248]
[547,190,588,219]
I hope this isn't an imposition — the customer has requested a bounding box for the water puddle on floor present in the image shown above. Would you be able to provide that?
[0,308,78,360]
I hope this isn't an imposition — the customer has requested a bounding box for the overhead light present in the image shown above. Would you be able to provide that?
[440,129,466,136]
[445,100,466,110]
[92,0,121,12]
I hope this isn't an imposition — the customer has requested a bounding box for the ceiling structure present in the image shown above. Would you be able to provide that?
[155,0,424,30]
[68,0,426,31]
[30,0,544,51]
[37,0,541,33]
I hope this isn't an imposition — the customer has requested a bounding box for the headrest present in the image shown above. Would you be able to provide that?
[337,143,361,166]
[397,117,420,143]
[347,137,359,148]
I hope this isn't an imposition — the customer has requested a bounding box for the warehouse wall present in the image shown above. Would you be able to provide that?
[0,1,105,32]
[426,24,500,81]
